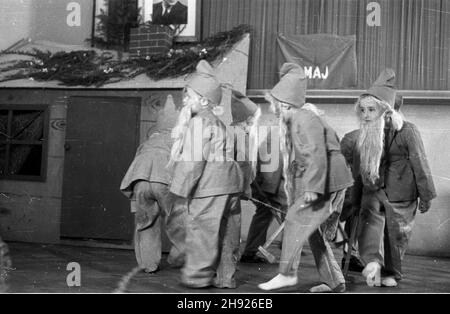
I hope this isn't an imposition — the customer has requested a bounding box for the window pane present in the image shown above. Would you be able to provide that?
[0,143,6,175]
[9,145,42,176]
[12,110,44,141]
[0,110,8,140]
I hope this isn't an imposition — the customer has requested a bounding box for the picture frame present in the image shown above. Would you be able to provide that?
[140,0,201,42]
[92,0,201,46]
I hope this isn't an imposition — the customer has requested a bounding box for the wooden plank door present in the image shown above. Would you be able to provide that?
[60,96,140,241]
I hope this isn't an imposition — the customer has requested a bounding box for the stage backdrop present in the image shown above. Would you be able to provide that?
[277,33,357,89]
[201,0,450,90]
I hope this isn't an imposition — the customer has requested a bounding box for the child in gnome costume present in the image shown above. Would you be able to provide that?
[337,94,405,274]
[120,95,187,273]
[228,90,261,263]
[229,89,261,197]
[241,155,287,263]
[352,69,436,287]
[240,125,288,263]
[339,129,365,273]
[230,90,288,264]
[168,60,244,288]
[258,63,353,293]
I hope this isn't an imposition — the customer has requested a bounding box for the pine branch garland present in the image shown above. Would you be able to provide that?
[0,24,251,87]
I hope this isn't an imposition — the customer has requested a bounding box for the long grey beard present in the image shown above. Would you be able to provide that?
[167,104,192,170]
[279,117,294,206]
[358,117,385,185]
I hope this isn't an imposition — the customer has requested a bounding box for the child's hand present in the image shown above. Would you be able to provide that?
[304,192,318,203]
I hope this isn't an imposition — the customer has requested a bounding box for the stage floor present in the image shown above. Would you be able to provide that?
[2,242,450,293]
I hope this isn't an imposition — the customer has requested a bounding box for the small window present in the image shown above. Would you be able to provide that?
[0,105,49,181]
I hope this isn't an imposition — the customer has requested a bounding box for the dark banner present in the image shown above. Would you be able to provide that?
[277,33,357,89]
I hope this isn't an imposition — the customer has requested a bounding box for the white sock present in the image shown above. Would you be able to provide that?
[309,284,332,293]
[258,274,298,291]
[362,262,381,287]
[381,276,398,287]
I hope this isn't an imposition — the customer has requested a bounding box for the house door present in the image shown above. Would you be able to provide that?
[60,96,140,241]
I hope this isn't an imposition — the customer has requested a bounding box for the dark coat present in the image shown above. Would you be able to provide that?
[350,121,436,204]
[339,129,360,220]
[254,127,284,195]
[340,129,359,174]
[290,109,354,196]
[383,121,436,202]
[152,1,188,25]
[120,131,174,199]
[170,109,244,198]
[232,128,252,196]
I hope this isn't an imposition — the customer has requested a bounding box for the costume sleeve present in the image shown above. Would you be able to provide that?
[404,124,437,202]
[296,114,327,195]
[351,175,363,209]
[169,117,210,198]
[340,132,356,166]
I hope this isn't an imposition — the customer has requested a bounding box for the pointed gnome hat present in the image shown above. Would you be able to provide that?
[230,90,258,125]
[361,69,404,130]
[363,68,396,108]
[270,62,307,108]
[155,95,179,132]
[186,60,222,105]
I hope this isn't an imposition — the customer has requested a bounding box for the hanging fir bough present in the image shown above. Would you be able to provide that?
[0,25,251,87]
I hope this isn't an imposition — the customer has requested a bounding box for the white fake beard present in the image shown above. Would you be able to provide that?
[211,105,224,116]
[389,110,404,131]
[167,104,192,170]
[358,117,385,185]
[302,103,324,116]
[279,115,294,206]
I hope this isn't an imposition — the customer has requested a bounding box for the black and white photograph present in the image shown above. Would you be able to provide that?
[139,0,201,41]
[0,0,449,302]
[151,0,188,25]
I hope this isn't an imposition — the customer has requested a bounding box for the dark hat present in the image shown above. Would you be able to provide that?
[186,60,222,105]
[155,95,179,131]
[363,69,396,108]
[230,90,258,124]
[270,63,307,108]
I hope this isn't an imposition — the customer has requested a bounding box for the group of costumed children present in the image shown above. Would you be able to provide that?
[120,60,436,292]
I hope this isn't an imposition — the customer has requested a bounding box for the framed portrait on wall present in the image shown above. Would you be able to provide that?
[139,0,201,42]
[93,0,201,45]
